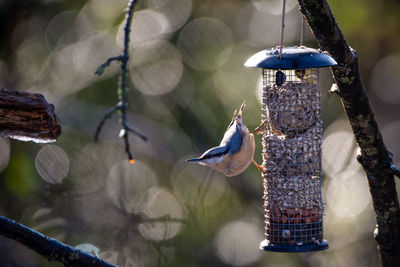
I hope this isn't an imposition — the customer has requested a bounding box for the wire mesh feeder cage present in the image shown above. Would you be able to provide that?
[245,46,337,252]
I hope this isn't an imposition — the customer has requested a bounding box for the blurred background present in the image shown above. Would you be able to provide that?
[0,0,399,266]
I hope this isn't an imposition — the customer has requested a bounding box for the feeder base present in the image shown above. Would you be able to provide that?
[260,239,328,253]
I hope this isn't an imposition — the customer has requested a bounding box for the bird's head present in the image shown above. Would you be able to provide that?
[228,100,246,130]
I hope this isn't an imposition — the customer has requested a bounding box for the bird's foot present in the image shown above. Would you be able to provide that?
[252,159,264,172]
[250,119,268,135]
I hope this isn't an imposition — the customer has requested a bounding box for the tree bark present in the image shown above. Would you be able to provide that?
[0,88,61,142]
[297,1,400,266]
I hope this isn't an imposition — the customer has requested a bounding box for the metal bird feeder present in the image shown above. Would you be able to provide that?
[244,46,336,252]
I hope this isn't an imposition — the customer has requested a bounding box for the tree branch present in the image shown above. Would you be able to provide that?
[298,1,400,266]
[94,0,147,163]
[0,216,116,267]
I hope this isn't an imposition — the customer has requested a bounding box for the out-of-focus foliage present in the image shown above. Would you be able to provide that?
[0,0,399,266]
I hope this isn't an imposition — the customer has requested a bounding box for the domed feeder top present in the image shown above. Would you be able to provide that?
[244,46,337,70]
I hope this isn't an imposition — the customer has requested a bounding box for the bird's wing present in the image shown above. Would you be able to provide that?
[220,122,242,155]
[186,145,229,162]
[199,146,229,159]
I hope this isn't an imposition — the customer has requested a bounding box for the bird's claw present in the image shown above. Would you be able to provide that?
[252,159,264,173]
[250,119,268,135]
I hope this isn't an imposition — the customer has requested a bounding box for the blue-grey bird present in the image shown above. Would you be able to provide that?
[187,101,265,177]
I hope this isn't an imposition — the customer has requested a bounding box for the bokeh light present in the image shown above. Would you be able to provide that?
[73,31,120,78]
[213,44,260,108]
[171,159,228,211]
[107,159,158,214]
[382,120,400,165]
[138,187,184,241]
[87,0,126,27]
[45,11,78,50]
[248,5,302,47]
[177,17,233,71]
[49,44,80,96]
[214,220,263,266]
[147,0,192,33]
[13,37,48,89]
[325,171,371,219]
[35,145,70,184]
[117,9,170,48]
[371,53,400,104]
[69,141,125,192]
[251,0,298,15]
[130,40,183,96]
[322,120,360,179]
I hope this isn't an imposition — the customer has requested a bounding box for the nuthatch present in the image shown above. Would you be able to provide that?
[187,101,266,177]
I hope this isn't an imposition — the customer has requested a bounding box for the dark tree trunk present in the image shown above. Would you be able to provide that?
[298,1,400,266]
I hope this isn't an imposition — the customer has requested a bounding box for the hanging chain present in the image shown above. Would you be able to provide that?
[300,15,305,46]
[279,0,287,59]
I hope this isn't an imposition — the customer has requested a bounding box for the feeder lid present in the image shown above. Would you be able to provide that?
[244,46,337,69]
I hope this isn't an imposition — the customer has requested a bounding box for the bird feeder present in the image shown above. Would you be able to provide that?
[244,46,336,252]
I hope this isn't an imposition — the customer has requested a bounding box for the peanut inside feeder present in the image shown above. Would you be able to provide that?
[245,46,336,252]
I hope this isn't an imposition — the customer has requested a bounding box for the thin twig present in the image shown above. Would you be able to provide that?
[95,55,125,76]
[0,216,116,267]
[94,0,147,163]
[124,123,147,141]
[94,104,121,142]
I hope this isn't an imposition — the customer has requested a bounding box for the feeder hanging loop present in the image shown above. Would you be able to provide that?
[279,0,286,59]
[300,16,305,47]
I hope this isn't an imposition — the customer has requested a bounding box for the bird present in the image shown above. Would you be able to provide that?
[187,101,266,177]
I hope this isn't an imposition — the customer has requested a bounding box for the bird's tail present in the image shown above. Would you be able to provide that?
[186,157,202,163]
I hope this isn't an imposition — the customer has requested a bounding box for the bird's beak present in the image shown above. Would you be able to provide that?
[237,100,245,125]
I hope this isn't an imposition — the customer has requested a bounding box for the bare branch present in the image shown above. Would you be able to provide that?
[0,216,116,267]
[95,55,125,76]
[94,0,147,162]
[124,123,147,141]
[94,105,121,142]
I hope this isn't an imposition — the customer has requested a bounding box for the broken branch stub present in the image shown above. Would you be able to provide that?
[0,88,61,143]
